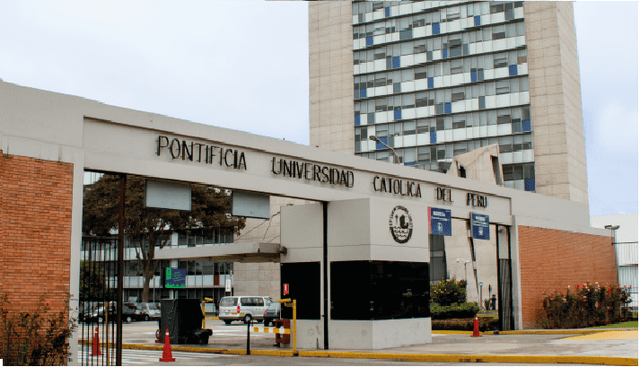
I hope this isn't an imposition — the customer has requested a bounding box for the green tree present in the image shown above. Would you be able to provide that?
[79,260,108,301]
[82,175,245,302]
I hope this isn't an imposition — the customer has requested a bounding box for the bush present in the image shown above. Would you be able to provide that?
[0,293,76,365]
[535,283,633,329]
[431,302,480,319]
[432,316,499,331]
[430,278,467,306]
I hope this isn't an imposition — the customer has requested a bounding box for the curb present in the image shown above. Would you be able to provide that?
[119,344,637,366]
[433,328,638,335]
[299,351,638,366]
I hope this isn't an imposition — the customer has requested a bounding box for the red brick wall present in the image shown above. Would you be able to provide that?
[518,225,617,329]
[0,151,73,315]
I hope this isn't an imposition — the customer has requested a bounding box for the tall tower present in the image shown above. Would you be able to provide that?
[309,1,588,204]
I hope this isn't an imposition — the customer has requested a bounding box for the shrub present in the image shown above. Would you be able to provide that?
[431,302,480,319]
[535,283,633,329]
[432,317,499,331]
[430,278,467,306]
[0,293,76,365]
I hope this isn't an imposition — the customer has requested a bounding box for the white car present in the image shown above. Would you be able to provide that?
[218,296,272,324]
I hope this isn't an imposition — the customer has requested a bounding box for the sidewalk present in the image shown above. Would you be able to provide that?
[124,328,638,366]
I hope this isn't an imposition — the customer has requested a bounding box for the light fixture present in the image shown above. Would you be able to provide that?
[369,135,400,164]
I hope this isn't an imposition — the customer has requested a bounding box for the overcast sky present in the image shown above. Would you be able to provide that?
[0,1,637,217]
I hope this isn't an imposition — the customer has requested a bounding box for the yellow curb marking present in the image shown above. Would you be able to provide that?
[562,330,638,340]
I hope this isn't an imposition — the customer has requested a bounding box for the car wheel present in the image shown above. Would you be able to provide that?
[98,317,103,324]
[264,320,269,326]
[144,315,150,321]
[243,315,252,324]
[126,316,132,323]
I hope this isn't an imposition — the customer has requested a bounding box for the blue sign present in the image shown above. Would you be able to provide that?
[429,207,451,236]
[165,268,186,289]
[471,213,490,240]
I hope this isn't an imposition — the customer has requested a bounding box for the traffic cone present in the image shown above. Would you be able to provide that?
[471,315,482,337]
[159,329,176,362]
[90,327,102,356]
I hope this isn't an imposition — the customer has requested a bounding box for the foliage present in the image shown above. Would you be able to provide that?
[432,316,499,331]
[82,174,245,301]
[535,283,633,329]
[430,302,480,319]
[0,293,76,365]
[79,260,111,301]
[430,278,467,307]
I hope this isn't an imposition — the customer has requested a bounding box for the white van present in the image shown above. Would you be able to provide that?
[218,296,272,324]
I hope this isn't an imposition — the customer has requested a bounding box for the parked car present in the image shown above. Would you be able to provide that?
[84,304,139,323]
[218,296,272,324]
[263,302,281,326]
[135,302,161,321]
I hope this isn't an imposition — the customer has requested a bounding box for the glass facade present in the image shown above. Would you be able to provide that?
[352,1,535,191]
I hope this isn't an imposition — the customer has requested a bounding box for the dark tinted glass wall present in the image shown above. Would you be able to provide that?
[280,262,321,319]
[331,261,430,320]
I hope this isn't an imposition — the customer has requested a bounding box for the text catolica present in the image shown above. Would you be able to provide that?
[372,176,422,198]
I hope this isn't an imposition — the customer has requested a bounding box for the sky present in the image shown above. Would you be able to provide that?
[0,1,637,217]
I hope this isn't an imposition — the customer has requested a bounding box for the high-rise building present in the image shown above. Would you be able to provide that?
[309,1,588,204]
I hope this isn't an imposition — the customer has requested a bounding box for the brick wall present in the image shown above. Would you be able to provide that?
[0,151,74,315]
[518,225,617,328]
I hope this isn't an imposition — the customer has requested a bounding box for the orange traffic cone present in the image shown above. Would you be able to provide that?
[471,315,482,337]
[90,327,102,356]
[159,329,176,362]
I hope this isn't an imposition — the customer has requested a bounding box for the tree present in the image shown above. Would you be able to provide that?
[82,175,245,302]
[79,260,108,301]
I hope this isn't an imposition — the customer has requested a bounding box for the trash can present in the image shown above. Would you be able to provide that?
[160,299,213,344]
[274,319,290,344]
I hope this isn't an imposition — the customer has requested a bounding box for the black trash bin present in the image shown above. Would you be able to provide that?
[160,299,212,345]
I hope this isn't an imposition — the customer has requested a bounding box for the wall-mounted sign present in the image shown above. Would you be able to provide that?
[435,187,453,202]
[389,205,413,243]
[156,135,247,170]
[428,207,452,236]
[283,283,289,295]
[470,213,490,240]
[271,157,355,188]
[164,267,186,289]
[373,176,422,198]
[467,193,488,208]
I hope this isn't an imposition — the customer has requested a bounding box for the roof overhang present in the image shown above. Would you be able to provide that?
[155,242,284,263]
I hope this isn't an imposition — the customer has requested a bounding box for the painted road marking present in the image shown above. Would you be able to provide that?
[562,330,638,340]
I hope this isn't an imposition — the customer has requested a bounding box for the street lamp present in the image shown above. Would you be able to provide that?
[604,225,620,283]
[604,225,620,246]
[369,135,401,164]
[456,258,471,282]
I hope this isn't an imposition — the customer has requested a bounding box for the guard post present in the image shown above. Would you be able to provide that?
[278,298,296,355]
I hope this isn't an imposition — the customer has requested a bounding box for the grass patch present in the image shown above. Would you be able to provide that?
[586,321,638,329]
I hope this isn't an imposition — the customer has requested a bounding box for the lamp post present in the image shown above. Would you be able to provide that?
[604,225,620,282]
[456,258,471,282]
[369,135,401,164]
[604,225,620,246]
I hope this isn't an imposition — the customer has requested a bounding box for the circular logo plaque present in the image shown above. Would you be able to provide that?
[389,205,413,244]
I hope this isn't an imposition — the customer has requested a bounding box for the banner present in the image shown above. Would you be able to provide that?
[428,207,452,236]
[471,213,490,240]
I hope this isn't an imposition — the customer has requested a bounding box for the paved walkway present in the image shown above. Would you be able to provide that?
[123,328,638,365]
